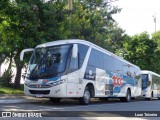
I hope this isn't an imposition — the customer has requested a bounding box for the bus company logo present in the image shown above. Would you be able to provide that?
[112,75,123,86]
[42,79,49,84]
[36,84,41,88]
[2,112,11,117]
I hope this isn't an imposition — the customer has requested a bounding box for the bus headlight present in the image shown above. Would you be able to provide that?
[24,81,30,87]
[49,79,66,86]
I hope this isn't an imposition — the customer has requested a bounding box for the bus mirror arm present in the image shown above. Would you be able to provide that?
[148,74,152,81]
[72,44,78,58]
[22,74,26,79]
[20,48,34,61]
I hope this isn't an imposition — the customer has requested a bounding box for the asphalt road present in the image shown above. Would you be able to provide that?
[0,98,160,120]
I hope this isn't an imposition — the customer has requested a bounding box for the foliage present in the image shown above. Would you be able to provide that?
[0,86,23,94]
[123,32,160,74]
[2,0,160,87]
[1,0,160,88]
[0,53,6,65]
[0,69,14,87]
[71,0,123,51]
[0,0,124,88]
[152,31,160,50]
[151,31,160,74]
[0,0,70,88]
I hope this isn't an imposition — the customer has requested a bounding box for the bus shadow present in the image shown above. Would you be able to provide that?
[32,97,148,106]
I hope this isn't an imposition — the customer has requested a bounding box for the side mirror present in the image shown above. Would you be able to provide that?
[20,48,34,61]
[72,44,78,58]
[148,74,152,81]
[147,74,152,87]
[22,74,26,79]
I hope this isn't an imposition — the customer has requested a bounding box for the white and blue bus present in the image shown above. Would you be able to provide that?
[20,39,142,104]
[141,70,160,100]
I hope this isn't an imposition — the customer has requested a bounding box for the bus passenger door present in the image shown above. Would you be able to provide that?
[67,70,79,97]
[153,84,158,97]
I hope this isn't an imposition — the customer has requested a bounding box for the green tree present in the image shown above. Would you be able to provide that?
[0,0,69,88]
[68,0,123,50]
[123,32,158,72]
[152,31,160,50]
[151,31,160,74]
[0,0,123,88]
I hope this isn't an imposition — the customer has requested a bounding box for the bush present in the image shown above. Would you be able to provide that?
[0,69,14,87]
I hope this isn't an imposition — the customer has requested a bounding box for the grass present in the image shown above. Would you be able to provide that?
[0,84,24,94]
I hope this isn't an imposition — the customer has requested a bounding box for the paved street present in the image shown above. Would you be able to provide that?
[1,98,160,111]
[0,95,160,119]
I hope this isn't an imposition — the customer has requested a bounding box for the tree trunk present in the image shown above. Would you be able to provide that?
[7,53,13,71]
[14,60,22,89]
[14,51,23,89]
[6,54,13,86]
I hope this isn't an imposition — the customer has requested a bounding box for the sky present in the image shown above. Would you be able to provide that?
[112,0,160,36]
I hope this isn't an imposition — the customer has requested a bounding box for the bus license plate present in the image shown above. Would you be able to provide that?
[36,94,43,98]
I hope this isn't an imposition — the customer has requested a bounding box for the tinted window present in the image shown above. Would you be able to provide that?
[103,53,114,72]
[122,63,130,76]
[88,49,103,69]
[152,74,160,85]
[84,65,96,80]
[84,48,103,80]
[78,44,89,68]
[114,58,123,74]
[141,74,149,89]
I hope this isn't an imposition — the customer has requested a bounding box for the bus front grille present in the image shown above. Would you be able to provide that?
[29,90,50,95]
[28,84,52,88]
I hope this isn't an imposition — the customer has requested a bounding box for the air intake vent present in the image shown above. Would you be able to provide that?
[29,90,50,95]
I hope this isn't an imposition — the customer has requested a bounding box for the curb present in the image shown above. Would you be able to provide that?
[0,94,24,97]
[0,99,28,104]
[0,94,49,104]
[0,98,48,104]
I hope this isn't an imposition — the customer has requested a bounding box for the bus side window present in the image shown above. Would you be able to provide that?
[84,49,103,80]
[103,53,114,72]
[113,58,123,74]
[88,49,103,69]
[78,44,89,68]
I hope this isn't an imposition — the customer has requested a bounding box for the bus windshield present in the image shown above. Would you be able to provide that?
[28,44,71,79]
[141,74,149,90]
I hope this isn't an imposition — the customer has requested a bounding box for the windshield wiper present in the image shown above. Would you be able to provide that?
[30,49,48,79]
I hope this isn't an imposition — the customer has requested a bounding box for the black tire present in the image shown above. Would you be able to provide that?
[131,97,135,100]
[50,98,61,103]
[151,92,154,100]
[79,87,91,105]
[145,92,153,101]
[120,89,131,102]
[145,98,151,101]
[150,92,154,100]
[125,89,131,102]
[120,97,125,102]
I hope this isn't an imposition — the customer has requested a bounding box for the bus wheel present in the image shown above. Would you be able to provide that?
[79,87,91,105]
[150,92,154,100]
[146,92,153,101]
[131,97,135,100]
[125,89,131,102]
[50,98,61,103]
